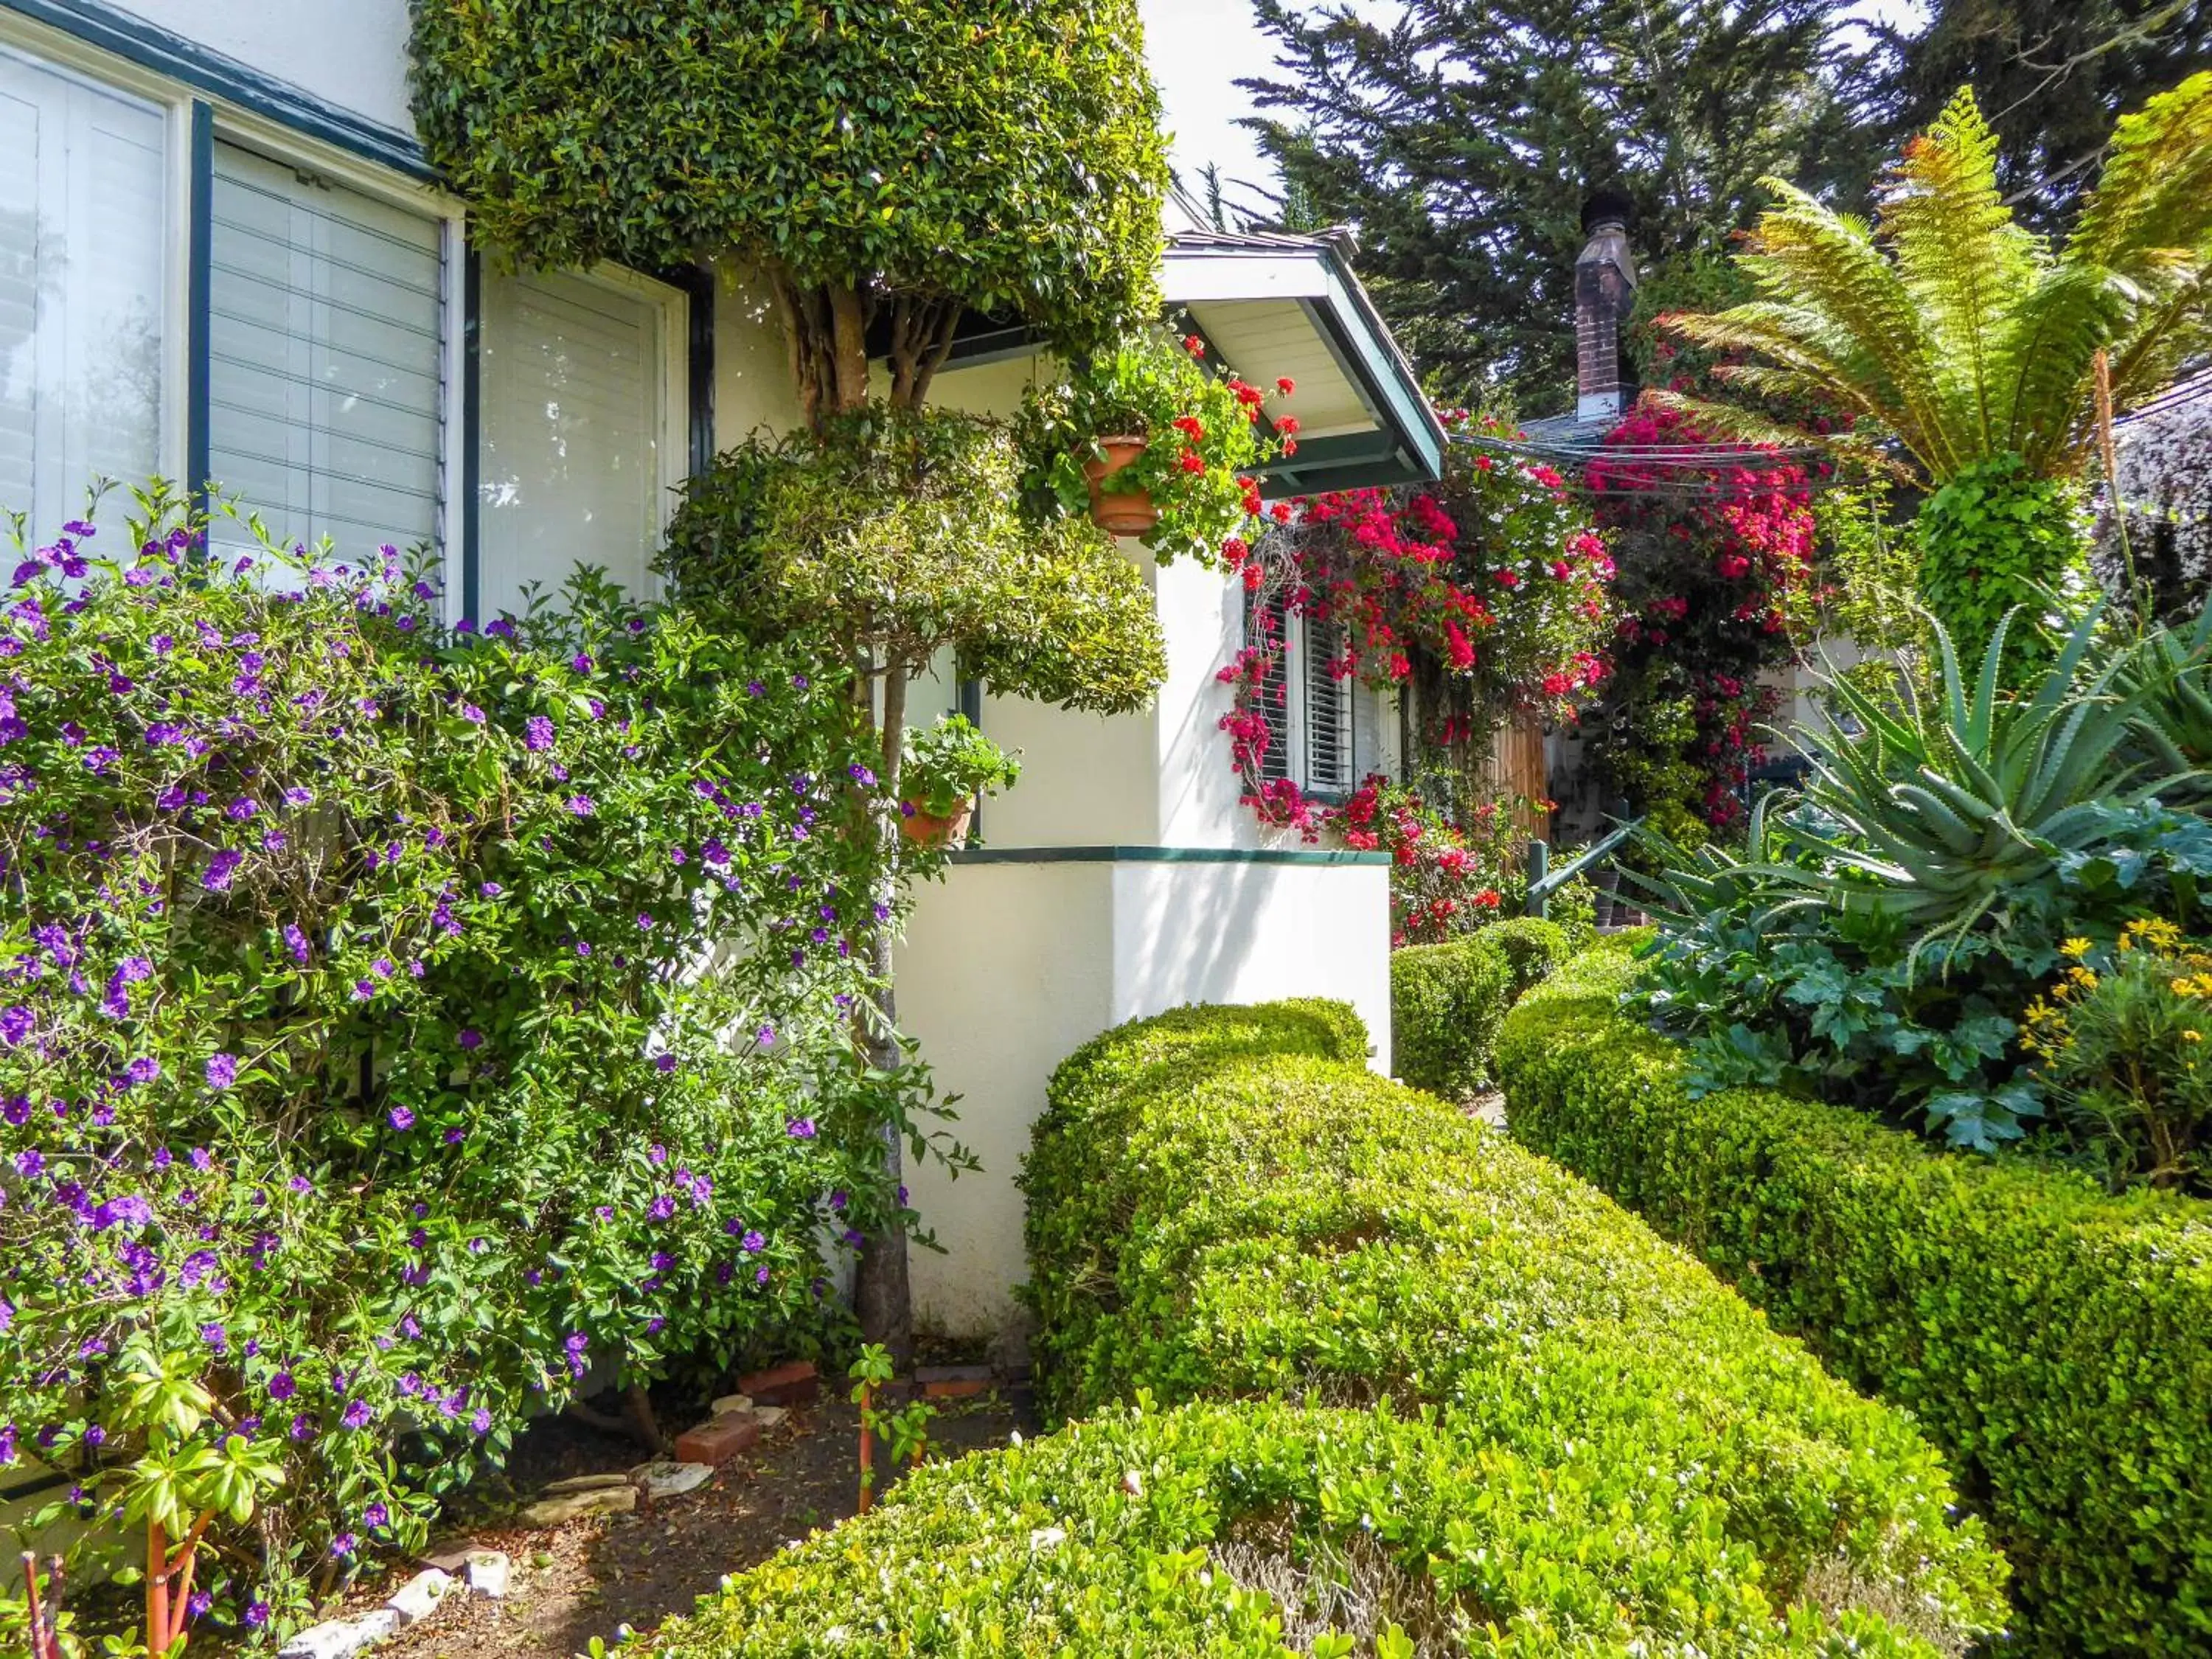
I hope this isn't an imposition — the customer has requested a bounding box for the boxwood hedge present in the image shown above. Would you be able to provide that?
[1391,917,1571,1096]
[1018,999,2006,1649]
[650,1399,1978,1658]
[644,996,2006,1656]
[1498,942,2212,1656]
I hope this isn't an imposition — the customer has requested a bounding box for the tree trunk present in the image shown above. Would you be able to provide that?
[852,665,913,1367]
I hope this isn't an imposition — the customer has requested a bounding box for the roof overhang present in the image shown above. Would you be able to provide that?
[1159,232,1447,496]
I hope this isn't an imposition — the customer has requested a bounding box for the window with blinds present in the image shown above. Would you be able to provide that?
[0,48,166,545]
[477,267,676,615]
[206,142,445,554]
[1247,592,1355,795]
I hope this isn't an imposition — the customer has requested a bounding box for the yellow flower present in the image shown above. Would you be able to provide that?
[2121,916,2182,953]
[2061,936,2093,959]
[2067,965,2099,991]
[2185,1030,2204,1044]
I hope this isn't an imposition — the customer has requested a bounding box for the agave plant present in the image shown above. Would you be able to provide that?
[2114,601,2212,803]
[1661,75,2212,483]
[1749,607,2185,964]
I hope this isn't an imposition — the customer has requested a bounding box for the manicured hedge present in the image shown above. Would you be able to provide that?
[1499,942,2212,1657]
[1391,917,1571,1096]
[649,1398,1972,1658]
[1018,1000,2008,1650]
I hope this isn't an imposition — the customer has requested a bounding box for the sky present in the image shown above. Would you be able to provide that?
[1136,0,1933,208]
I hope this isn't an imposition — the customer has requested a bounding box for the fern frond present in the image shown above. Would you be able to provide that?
[1877,87,2044,460]
[1991,264,2132,474]
[2070,71,2212,280]
[1732,179,1966,477]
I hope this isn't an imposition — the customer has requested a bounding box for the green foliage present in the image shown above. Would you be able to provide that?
[2022,922,2212,1192]
[1390,917,1569,1097]
[645,1396,1979,1658]
[661,406,1165,716]
[1815,468,1930,691]
[900,715,1018,818]
[1916,453,2087,672]
[1666,77,2212,483]
[408,0,1169,364]
[1019,1002,2008,1649]
[1885,0,2212,231]
[1242,0,1883,408]
[1017,331,1278,564]
[1500,942,2212,1656]
[0,492,936,1639]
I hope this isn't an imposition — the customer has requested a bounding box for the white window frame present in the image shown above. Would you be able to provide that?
[0,9,469,597]
[474,259,690,613]
[1249,592,1355,798]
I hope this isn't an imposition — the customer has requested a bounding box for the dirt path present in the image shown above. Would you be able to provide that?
[367,1392,1033,1659]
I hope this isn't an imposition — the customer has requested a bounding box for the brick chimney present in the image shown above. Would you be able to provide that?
[1574,190,1638,424]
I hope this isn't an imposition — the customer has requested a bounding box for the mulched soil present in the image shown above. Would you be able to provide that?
[360,1389,1034,1659]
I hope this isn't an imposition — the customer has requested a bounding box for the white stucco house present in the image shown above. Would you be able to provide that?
[0,0,1445,1352]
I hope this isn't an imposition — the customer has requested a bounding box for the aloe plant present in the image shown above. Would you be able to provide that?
[2115,602,2212,803]
[1750,607,2176,962]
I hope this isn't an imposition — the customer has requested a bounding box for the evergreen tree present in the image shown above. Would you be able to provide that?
[1242,0,1880,409]
[1878,0,2212,230]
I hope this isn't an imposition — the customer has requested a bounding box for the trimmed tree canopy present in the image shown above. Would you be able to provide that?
[409,1,1170,414]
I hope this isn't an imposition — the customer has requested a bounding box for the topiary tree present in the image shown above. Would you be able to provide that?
[661,407,1166,1355]
[408,0,1171,424]
[411,0,1178,1358]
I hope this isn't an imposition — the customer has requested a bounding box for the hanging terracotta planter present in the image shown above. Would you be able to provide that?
[900,796,975,849]
[1082,434,1158,535]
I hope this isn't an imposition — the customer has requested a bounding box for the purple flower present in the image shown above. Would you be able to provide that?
[246,1602,271,1628]
[202,849,245,892]
[227,797,257,821]
[289,1413,315,1441]
[201,1323,228,1351]
[471,1407,492,1434]
[283,786,313,807]
[204,1052,237,1090]
[571,653,594,674]
[479,882,503,898]
[849,764,877,786]
[284,925,310,964]
[785,1118,816,1140]
[268,1371,296,1401]
[0,1006,32,1046]
[187,1590,212,1618]
[566,794,595,816]
[653,1054,677,1074]
[330,1532,358,1557]
[461,703,485,724]
[525,714,555,751]
[341,1399,372,1430]
[388,1105,415,1132]
[364,1500,389,1530]
[457,1027,482,1051]
[757,1025,776,1047]
[124,1056,160,1086]
[741,1229,765,1253]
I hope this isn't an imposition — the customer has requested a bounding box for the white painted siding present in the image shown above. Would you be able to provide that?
[106,0,415,136]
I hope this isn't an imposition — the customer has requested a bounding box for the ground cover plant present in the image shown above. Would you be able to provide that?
[1501,942,2212,1655]
[0,492,953,1648]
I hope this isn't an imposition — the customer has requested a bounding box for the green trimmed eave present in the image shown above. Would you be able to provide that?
[1160,231,1447,496]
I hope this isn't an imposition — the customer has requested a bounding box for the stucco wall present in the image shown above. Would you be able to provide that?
[898,854,1389,1345]
[106,0,417,136]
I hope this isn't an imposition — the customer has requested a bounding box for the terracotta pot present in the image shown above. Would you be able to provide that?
[900,797,975,849]
[1082,434,1159,535]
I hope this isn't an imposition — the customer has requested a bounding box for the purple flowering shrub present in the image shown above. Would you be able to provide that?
[0,490,953,1645]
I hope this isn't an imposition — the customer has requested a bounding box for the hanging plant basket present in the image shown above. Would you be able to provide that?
[900,796,975,849]
[1082,434,1158,535]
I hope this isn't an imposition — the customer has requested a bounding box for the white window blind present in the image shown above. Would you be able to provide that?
[1305,619,1352,790]
[477,267,673,614]
[0,48,166,545]
[1247,592,1354,794]
[207,142,445,554]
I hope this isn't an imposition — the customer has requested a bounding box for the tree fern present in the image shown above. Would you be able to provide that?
[1660,77,2212,487]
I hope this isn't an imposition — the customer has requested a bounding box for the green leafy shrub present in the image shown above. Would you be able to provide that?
[1631,606,2212,1150]
[1916,453,2087,678]
[1390,917,1568,1096]
[0,493,942,1643]
[647,1397,1979,1658]
[1019,1002,2008,1649]
[411,0,1169,422]
[1501,942,2212,1657]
